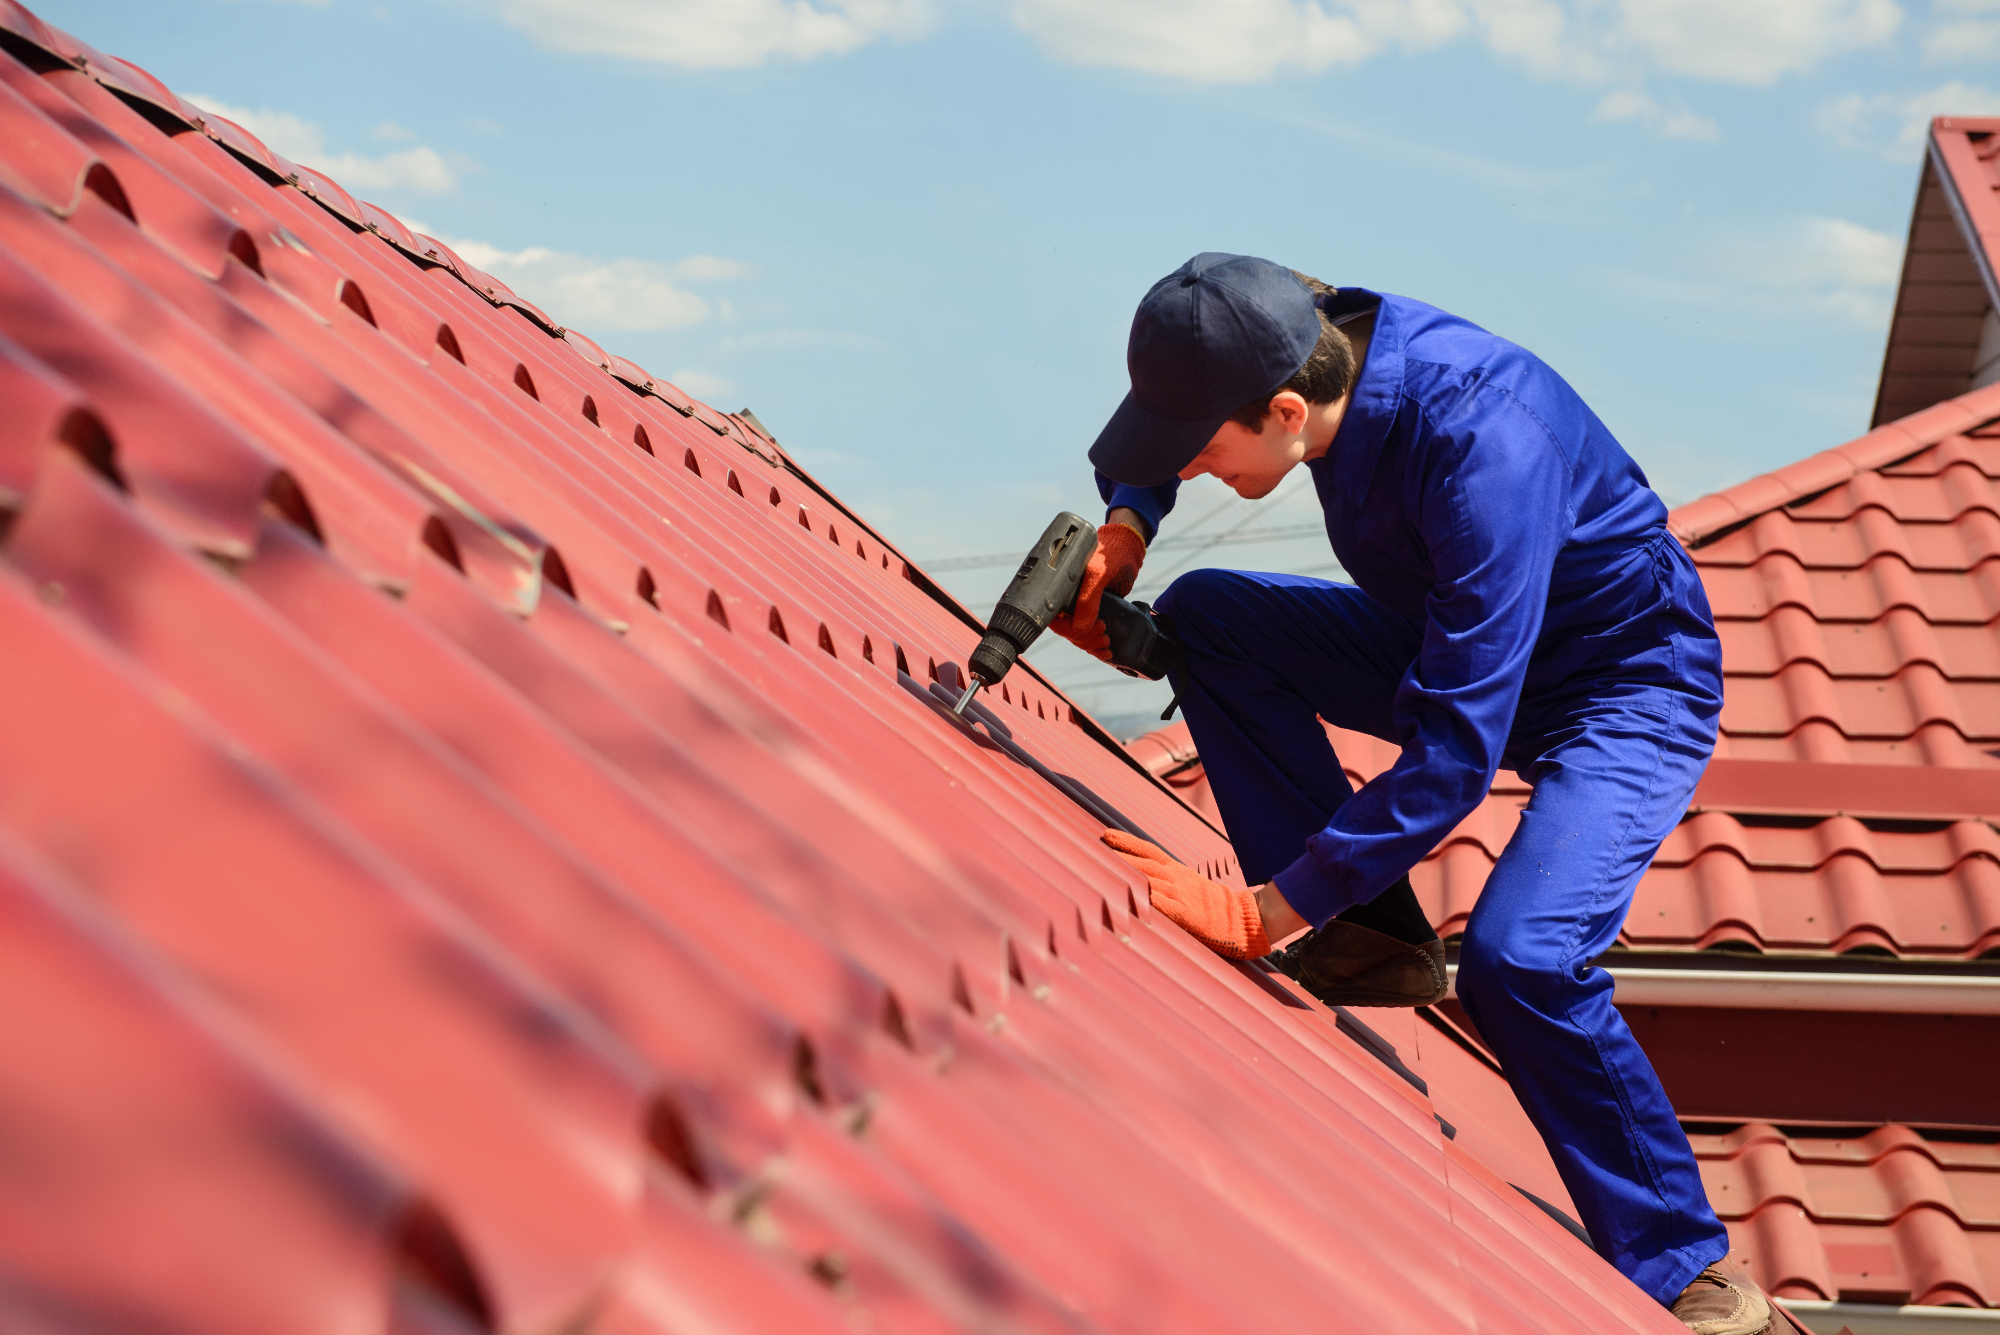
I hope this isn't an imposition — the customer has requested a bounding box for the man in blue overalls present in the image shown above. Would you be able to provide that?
[1067,253,1775,1334]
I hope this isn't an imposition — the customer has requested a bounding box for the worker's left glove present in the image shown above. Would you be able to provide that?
[1051,523,1146,663]
[1101,829,1269,959]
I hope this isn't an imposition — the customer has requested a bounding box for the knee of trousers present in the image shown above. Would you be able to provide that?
[1155,568,1260,657]
[1455,930,1581,1023]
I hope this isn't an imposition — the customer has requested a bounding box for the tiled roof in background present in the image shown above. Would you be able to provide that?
[1675,397,2000,770]
[0,5,1715,1335]
[1692,1124,2000,1310]
[1133,718,2000,961]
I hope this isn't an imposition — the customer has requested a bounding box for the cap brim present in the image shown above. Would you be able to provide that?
[1087,392,1224,489]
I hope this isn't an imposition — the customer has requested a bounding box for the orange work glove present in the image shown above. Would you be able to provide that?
[1050,522,1147,662]
[1101,829,1269,959]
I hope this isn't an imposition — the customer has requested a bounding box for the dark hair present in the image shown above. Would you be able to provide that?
[1225,271,1356,431]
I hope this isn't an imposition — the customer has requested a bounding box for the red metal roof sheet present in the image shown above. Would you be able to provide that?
[1692,1123,2000,1309]
[0,5,1705,1333]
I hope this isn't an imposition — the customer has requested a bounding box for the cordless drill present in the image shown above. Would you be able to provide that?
[951,512,1177,716]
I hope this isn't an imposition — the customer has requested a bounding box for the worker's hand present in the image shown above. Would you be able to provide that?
[1053,521,1147,662]
[1101,829,1270,959]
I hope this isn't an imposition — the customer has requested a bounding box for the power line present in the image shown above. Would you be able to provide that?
[921,521,1326,573]
[1130,508,1262,596]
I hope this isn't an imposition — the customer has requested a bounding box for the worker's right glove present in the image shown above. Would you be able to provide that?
[1051,522,1146,662]
[1101,829,1270,959]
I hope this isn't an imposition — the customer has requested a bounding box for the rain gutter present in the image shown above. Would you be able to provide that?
[1443,964,2000,1015]
[1779,1300,2000,1335]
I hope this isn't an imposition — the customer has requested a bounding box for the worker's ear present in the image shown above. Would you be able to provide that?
[1268,390,1311,436]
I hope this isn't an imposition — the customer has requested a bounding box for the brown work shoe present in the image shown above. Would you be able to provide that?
[1269,920,1448,1007]
[1671,1264,1776,1335]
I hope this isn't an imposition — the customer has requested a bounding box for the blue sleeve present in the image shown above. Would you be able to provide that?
[1095,470,1179,542]
[1272,391,1571,924]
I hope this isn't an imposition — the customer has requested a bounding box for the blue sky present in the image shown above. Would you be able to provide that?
[35,0,2000,731]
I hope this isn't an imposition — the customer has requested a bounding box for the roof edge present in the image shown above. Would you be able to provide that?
[1869,149,1943,431]
[1667,380,2000,546]
[1928,116,2000,317]
[1870,117,2000,431]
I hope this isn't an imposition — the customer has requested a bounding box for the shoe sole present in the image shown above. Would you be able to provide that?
[1297,987,1449,1008]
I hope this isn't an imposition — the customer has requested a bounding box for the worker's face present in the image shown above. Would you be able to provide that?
[1178,391,1311,499]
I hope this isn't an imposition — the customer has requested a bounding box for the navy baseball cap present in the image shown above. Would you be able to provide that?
[1088,253,1322,488]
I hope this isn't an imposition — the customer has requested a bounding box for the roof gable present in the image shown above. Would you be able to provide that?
[1874,118,2000,428]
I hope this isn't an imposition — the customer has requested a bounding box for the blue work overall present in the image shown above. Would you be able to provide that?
[1102,290,1731,1305]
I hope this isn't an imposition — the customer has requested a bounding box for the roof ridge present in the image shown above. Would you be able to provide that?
[1668,381,2000,546]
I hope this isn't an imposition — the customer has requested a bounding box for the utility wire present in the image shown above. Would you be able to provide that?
[1131,472,1330,597]
[1129,508,1262,596]
[920,493,1246,573]
[922,521,1328,572]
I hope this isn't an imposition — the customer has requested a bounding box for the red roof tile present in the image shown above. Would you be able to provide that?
[1693,1124,2000,1309]
[1132,722,2000,959]
[0,5,1699,1333]
[1688,411,2000,769]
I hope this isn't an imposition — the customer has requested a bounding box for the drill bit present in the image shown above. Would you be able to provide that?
[950,678,982,716]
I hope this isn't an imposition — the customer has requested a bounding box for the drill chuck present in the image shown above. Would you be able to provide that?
[970,603,1043,686]
[959,511,1178,712]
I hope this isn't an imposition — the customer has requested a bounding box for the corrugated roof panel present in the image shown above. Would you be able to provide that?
[0,834,435,1335]
[0,7,1700,1333]
[0,547,661,1333]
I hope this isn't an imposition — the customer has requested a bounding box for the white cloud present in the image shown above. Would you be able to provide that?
[1613,0,1902,85]
[1608,216,1902,333]
[1007,0,1899,85]
[494,0,929,68]
[1924,0,2000,61]
[1732,218,1900,323]
[710,327,883,352]
[1590,88,1719,139]
[1464,0,1606,81]
[426,233,751,333]
[1925,17,2000,57]
[1009,0,1459,82]
[1819,80,2000,158]
[668,368,738,400]
[186,97,319,159]
[317,148,457,193]
[185,95,458,194]
[669,255,757,282]
[1748,216,1903,326]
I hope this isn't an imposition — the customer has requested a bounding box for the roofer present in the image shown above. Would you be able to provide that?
[1067,253,1776,1334]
